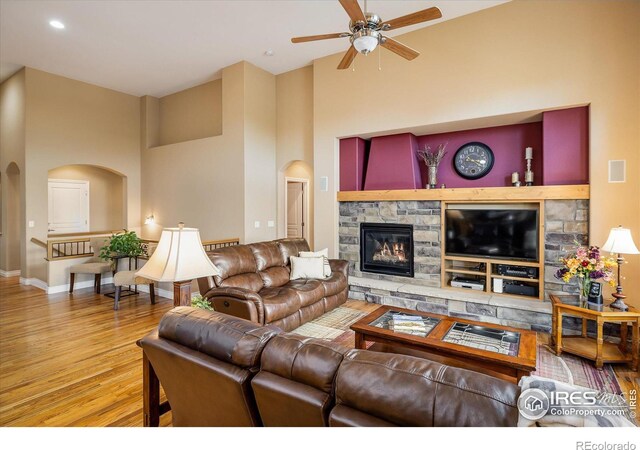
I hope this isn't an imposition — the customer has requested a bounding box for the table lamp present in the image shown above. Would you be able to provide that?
[601,225,639,311]
[136,223,220,307]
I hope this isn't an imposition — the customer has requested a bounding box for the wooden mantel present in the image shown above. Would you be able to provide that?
[337,184,589,202]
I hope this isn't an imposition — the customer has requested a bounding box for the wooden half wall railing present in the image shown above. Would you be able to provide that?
[31,234,240,261]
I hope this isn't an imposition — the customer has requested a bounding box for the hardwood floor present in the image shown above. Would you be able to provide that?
[1,276,637,426]
[0,276,173,426]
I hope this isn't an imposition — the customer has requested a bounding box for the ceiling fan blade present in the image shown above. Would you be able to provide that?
[291,33,346,43]
[339,0,366,23]
[381,37,419,60]
[383,7,442,30]
[337,46,358,70]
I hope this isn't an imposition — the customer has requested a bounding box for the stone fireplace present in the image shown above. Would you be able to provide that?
[338,198,591,333]
[360,223,413,277]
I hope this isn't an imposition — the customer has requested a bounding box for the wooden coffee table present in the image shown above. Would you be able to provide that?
[351,305,537,383]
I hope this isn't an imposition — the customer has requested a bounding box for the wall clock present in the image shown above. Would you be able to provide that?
[453,142,495,180]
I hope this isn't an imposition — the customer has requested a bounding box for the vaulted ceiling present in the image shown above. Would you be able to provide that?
[0,0,507,97]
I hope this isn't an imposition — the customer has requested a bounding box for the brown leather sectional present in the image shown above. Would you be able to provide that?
[196,238,348,331]
[139,307,521,427]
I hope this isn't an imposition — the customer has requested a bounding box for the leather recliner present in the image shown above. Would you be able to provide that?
[196,238,349,331]
[139,308,521,427]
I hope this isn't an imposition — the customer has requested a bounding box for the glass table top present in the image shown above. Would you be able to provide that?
[553,296,635,313]
[369,310,440,338]
[442,322,521,356]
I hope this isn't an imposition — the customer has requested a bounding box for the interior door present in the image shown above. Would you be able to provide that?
[287,182,304,238]
[48,180,90,234]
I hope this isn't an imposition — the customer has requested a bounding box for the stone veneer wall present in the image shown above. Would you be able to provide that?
[338,201,441,286]
[337,198,604,334]
[543,199,590,299]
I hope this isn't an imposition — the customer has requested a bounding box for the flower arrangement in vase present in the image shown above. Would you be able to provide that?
[554,243,617,303]
[417,143,447,189]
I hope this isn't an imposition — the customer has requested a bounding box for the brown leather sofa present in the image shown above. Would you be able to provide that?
[196,238,348,331]
[139,307,521,427]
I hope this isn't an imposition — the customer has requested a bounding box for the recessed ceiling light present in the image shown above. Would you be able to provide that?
[264,49,274,57]
[49,20,65,29]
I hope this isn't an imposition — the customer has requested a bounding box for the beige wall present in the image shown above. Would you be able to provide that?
[158,79,222,146]
[0,69,26,273]
[48,165,125,231]
[141,63,246,243]
[312,0,640,307]
[243,64,277,243]
[276,66,314,246]
[23,68,141,282]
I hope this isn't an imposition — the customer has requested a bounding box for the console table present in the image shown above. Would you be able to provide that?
[550,294,639,370]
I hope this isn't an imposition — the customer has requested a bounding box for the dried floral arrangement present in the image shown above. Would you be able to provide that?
[417,143,448,166]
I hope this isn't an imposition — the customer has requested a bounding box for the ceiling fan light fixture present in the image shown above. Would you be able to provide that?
[351,29,379,55]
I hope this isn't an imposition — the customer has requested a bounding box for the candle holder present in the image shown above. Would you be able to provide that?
[525,147,534,186]
[511,172,521,187]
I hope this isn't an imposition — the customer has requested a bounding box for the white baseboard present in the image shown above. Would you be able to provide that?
[19,277,49,291]
[20,276,199,303]
[47,276,114,294]
[0,269,21,277]
[137,284,173,300]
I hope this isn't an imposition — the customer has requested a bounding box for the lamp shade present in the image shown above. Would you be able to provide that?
[601,226,640,255]
[136,226,220,282]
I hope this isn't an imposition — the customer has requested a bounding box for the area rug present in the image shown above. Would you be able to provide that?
[292,305,626,396]
[533,344,623,395]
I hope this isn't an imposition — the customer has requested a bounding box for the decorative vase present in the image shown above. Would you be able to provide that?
[428,165,438,189]
[579,276,591,306]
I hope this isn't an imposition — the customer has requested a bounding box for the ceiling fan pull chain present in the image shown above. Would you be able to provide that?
[378,44,381,71]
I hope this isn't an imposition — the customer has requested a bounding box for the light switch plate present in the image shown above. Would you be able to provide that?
[267,220,275,228]
[320,176,329,192]
[28,221,35,228]
[254,221,261,228]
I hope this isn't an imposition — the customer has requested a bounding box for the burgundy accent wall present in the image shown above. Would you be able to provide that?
[542,106,589,185]
[363,133,423,190]
[416,123,543,188]
[339,137,368,191]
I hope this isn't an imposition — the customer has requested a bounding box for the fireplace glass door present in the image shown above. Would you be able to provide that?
[360,223,413,277]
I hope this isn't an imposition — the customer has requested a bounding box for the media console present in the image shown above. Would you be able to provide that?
[440,200,545,301]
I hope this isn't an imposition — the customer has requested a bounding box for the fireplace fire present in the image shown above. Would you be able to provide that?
[361,223,413,277]
[374,241,407,263]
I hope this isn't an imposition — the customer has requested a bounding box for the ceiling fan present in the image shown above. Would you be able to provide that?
[291,0,442,70]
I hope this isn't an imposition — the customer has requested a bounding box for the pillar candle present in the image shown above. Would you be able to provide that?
[525,147,533,159]
[512,172,519,183]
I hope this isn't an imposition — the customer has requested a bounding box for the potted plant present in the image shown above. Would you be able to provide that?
[99,230,144,262]
[191,294,214,311]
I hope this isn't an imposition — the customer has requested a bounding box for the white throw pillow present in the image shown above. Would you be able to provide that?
[290,256,326,280]
[299,248,331,277]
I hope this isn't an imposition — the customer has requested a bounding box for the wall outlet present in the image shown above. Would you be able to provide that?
[267,220,275,228]
[28,221,35,228]
[254,221,261,228]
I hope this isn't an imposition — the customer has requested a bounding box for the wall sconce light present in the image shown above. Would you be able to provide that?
[144,214,155,225]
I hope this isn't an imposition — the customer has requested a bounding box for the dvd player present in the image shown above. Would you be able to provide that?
[451,277,485,291]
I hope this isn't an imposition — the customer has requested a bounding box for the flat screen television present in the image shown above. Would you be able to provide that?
[445,208,539,262]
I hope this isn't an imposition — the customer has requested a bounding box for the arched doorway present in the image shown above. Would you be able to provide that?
[278,160,314,247]
[47,164,127,234]
[2,162,22,273]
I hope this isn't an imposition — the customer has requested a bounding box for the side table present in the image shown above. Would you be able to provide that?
[550,294,639,370]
